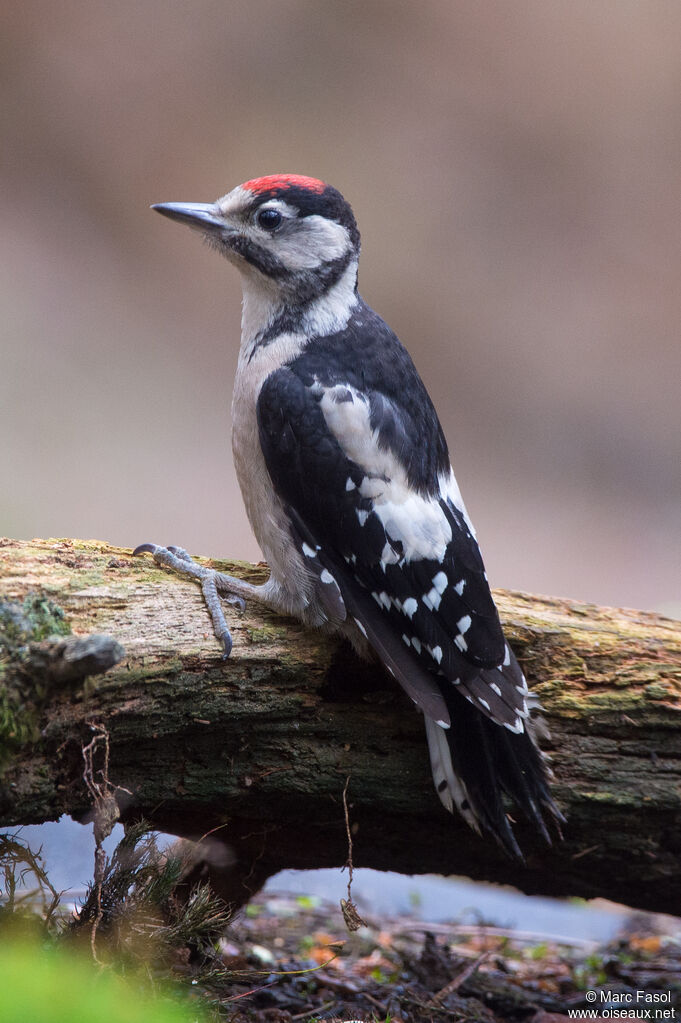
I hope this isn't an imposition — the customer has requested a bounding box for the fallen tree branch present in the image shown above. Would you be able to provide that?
[1,537,680,912]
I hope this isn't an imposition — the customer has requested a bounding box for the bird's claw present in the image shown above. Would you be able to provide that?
[132,542,241,658]
[132,542,159,557]
[222,593,246,612]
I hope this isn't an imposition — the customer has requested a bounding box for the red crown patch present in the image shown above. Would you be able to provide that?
[242,174,326,195]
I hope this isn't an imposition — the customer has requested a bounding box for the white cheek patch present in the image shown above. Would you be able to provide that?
[275,215,351,270]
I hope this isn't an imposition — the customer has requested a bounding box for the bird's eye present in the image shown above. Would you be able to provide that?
[256,208,283,231]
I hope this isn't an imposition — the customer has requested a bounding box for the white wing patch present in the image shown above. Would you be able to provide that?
[317,382,453,563]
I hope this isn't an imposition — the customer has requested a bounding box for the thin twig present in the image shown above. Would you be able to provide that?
[82,723,126,963]
[427,950,491,1005]
[343,775,353,902]
[340,776,366,932]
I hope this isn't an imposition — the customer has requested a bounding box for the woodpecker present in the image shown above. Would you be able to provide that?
[137,174,562,858]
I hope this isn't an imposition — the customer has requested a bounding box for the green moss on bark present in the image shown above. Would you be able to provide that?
[0,595,72,762]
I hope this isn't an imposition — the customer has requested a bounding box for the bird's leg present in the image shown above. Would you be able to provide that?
[133,543,272,658]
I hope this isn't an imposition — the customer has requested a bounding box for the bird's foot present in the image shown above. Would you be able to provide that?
[133,543,246,658]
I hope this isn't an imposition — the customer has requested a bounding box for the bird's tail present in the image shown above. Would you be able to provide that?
[425,693,563,860]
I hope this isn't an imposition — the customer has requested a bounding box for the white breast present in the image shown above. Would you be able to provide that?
[231,331,316,613]
[230,264,359,620]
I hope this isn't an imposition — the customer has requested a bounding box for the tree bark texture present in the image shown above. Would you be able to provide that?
[1,538,680,913]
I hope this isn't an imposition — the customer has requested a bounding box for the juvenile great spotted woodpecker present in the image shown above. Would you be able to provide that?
[137,174,562,858]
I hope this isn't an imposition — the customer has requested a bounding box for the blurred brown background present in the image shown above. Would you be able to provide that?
[2,1,680,613]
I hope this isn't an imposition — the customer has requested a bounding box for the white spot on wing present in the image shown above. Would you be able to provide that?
[356,509,369,527]
[457,615,472,635]
[302,542,316,558]
[411,636,422,654]
[402,597,418,619]
[422,586,442,611]
[380,542,399,568]
[454,578,466,596]
[319,569,335,584]
[345,477,356,491]
[432,571,448,594]
[454,634,468,652]
[359,476,385,499]
[353,617,367,638]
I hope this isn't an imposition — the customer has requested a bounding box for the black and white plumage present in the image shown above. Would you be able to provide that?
[141,174,562,858]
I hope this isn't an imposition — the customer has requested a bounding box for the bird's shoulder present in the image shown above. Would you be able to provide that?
[263,299,450,494]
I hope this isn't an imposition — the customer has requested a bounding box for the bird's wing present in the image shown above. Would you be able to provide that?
[256,366,529,732]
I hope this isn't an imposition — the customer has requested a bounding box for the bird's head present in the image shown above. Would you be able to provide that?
[153,174,360,306]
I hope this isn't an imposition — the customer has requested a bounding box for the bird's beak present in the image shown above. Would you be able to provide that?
[152,202,227,234]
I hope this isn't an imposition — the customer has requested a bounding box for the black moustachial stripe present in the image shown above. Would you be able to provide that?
[248,249,358,362]
[228,235,289,279]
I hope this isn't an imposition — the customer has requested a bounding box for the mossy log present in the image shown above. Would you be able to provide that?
[1,537,680,913]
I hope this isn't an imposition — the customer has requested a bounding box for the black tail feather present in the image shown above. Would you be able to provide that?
[439,692,563,859]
